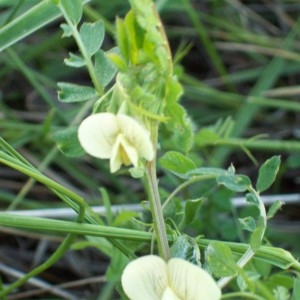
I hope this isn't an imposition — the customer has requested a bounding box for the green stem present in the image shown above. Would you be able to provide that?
[0,136,135,259]
[162,174,216,210]
[221,292,266,300]
[0,134,86,295]
[218,187,267,288]
[249,187,267,238]
[0,151,86,222]
[145,160,170,261]
[58,3,103,95]
[0,213,299,271]
[0,213,153,242]
[209,137,300,153]
[7,147,58,210]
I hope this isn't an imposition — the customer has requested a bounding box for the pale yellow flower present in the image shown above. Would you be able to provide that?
[78,113,154,172]
[121,255,221,300]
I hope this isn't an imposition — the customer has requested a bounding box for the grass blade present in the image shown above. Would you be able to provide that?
[0,0,91,52]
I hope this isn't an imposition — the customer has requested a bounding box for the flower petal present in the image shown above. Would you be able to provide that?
[121,255,168,300]
[162,287,181,300]
[119,134,139,166]
[116,114,154,161]
[110,134,139,172]
[110,135,123,173]
[167,258,221,300]
[78,113,119,158]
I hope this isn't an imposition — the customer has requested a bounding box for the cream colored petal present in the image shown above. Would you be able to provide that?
[110,135,123,173]
[167,258,221,300]
[116,114,154,161]
[121,255,168,300]
[78,113,119,158]
[109,134,139,172]
[119,134,139,166]
[162,287,181,300]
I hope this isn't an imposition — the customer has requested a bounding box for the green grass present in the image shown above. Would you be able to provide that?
[1,0,300,298]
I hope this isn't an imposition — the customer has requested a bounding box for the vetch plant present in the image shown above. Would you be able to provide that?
[0,0,300,299]
[121,255,221,300]
[78,112,154,173]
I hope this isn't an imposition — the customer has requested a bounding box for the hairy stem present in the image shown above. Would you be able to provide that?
[145,160,170,261]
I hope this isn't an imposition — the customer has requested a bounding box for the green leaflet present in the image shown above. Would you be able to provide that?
[129,0,171,70]
[186,167,230,178]
[57,82,97,102]
[250,216,265,251]
[94,50,117,87]
[205,241,237,278]
[256,155,281,192]
[293,278,300,300]
[53,127,84,157]
[64,53,85,67]
[239,216,257,232]
[196,128,220,147]
[159,151,196,177]
[79,20,105,57]
[170,235,201,266]
[180,198,204,227]
[267,200,283,219]
[217,174,251,192]
[59,0,82,25]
